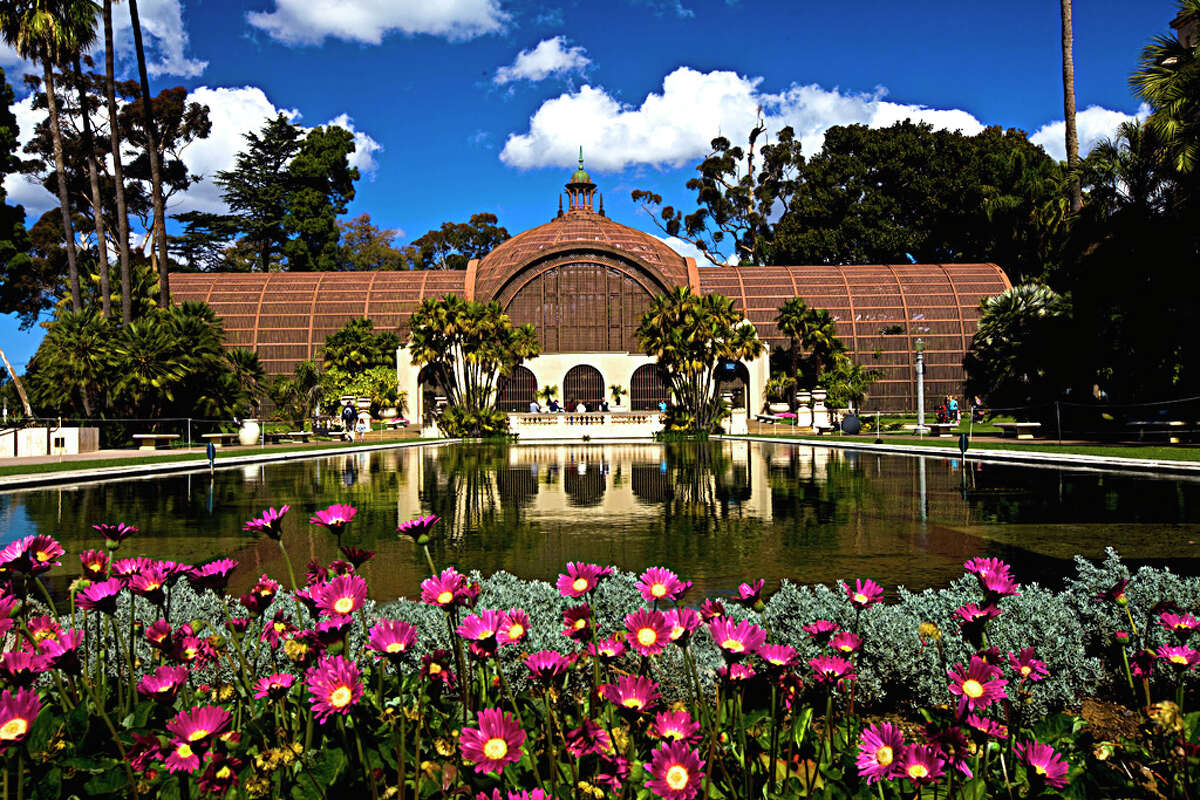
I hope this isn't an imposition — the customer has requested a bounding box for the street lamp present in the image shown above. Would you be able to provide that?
[914,338,927,435]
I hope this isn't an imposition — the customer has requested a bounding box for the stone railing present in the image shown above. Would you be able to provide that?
[508,412,665,440]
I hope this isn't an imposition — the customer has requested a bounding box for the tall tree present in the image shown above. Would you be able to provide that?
[102,0,131,323]
[126,0,169,305]
[1061,0,1083,212]
[410,212,509,270]
[281,124,357,271]
[0,0,97,312]
[71,53,109,317]
[1131,0,1200,178]
[337,213,406,270]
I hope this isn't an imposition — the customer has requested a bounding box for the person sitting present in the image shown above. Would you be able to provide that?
[657,400,668,412]
[528,399,541,413]
[599,399,610,412]
[548,398,561,412]
[576,400,587,413]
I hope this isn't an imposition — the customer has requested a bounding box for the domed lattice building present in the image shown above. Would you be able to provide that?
[172,158,1010,423]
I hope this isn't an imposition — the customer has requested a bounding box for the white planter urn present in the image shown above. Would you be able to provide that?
[378,407,399,420]
[768,402,791,414]
[238,419,261,446]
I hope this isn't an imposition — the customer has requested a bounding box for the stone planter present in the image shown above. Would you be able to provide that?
[768,402,791,414]
[378,407,399,420]
[238,419,261,446]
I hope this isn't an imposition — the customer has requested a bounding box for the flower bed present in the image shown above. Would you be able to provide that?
[0,507,1197,798]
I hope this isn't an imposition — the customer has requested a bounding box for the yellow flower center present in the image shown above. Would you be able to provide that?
[330,685,352,708]
[0,718,27,741]
[216,766,232,779]
[721,639,745,653]
[475,629,494,641]
[666,765,689,790]
[333,597,355,614]
[621,697,644,709]
[176,743,194,759]
[35,551,52,562]
[907,764,928,779]
[573,618,586,630]
[838,643,853,652]
[507,623,525,640]
[637,628,658,647]
[183,647,198,660]
[428,663,442,675]
[854,593,869,604]
[483,737,508,760]
[386,642,405,653]
[1035,764,1046,776]
[670,625,684,640]
[876,746,893,767]
[1020,665,1032,676]
[572,577,589,592]
[274,622,286,633]
[651,584,668,598]
[145,581,161,591]
[436,590,453,605]
[188,728,209,742]
[1171,655,1188,665]
[962,679,984,698]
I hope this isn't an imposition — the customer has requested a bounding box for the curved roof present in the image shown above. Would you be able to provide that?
[170,271,465,374]
[472,207,691,302]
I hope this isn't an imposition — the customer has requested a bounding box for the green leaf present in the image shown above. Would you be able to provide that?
[958,777,987,800]
[32,767,62,800]
[83,766,130,796]
[26,705,59,754]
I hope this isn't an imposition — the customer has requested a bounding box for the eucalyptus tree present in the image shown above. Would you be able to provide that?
[0,0,98,312]
[101,0,131,322]
[636,287,764,432]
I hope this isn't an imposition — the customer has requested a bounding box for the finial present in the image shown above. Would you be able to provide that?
[578,145,584,169]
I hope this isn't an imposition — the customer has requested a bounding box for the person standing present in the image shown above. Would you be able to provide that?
[340,401,356,441]
[948,396,960,423]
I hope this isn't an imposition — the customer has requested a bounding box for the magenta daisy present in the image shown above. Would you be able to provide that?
[458,609,505,657]
[665,607,701,643]
[163,739,203,773]
[588,635,627,661]
[699,598,726,621]
[240,574,281,615]
[166,705,232,749]
[305,654,363,723]
[397,514,441,544]
[338,545,375,569]
[421,568,468,607]
[92,522,137,547]
[252,673,296,700]
[146,619,173,650]
[1015,740,1069,788]
[831,631,863,654]
[242,506,289,538]
[316,574,368,617]
[555,562,613,598]
[857,722,905,784]
[963,557,1012,581]
[366,619,418,662]
[187,558,239,593]
[717,663,756,682]
[41,629,83,674]
[846,578,884,609]
[565,719,612,758]
[802,619,839,643]
[948,656,1008,716]
[25,615,60,646]
[261,611,298,648]
[735,578,765,607]
[810,654,856,686]
[525,650,572,682]
[76,578,123,614]
[1008,647,1049,683]
[79,549,109,579]
[315,615,353,647]
[421,650,456,686]
[197,753,242,794]
[0,652,44,687]
[22,535,64,575]
[309,504,357,536]
[1097,577,1130,605]
[459,707,526,775]
[1159,611,1200,637]
[137,665,190,703]
[645,740,705,800]
[965,713,1009,740]
[1158,644,1200,669]
[562,604,593,641]
[757,643,797,669]
[0,688,39,754]
[626,608,673,656]
[601,674,660,713]
[650,710,701,742]
[129,564,170,605]
[899,744,945,785]
[498,609,530,647]
[636,567,692,603]
[708,617,768,659]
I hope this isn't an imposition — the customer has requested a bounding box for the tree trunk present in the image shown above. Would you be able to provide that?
[104,0,133,325]
[73,56,111,319]
[128,0,170,307]
[1060,0,1083,212]
[43,59,82,312]
[0,345,32,417]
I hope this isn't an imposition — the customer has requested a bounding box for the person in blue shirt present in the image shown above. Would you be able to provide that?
[948,396,960,423]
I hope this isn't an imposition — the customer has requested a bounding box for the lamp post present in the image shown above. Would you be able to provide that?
[914,338,927,435]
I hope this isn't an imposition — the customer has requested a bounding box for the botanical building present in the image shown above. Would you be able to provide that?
[172,162,1010,421]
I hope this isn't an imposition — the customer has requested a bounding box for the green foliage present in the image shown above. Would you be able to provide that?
[321,316,400,374]
[435,405,507,437]
[320,364,406,417]
[409,212,509,270]
[336,213,407,271]
[0,66,34,324]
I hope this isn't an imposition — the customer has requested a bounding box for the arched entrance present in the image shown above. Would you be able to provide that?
[716,360,750,416]
[563,365,604,407]
[631,363,670,410]
[496,366,537,411]
[418,365,450,426]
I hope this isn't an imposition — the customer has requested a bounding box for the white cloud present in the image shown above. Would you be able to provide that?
[247,0,510,45]
[326,113,382,177]
[657,235,737,266]
[1029,103,1151,160]
[3,93,55,220]
[500,67,990,171]
[494,37,590,85]
[107,0,208,78]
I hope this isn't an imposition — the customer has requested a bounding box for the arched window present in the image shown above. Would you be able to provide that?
[417,365,449,425]
[563,365,604,407]
[631,363,669,410]
[496,366,537,411]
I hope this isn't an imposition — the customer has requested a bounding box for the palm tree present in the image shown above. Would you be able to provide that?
[775,296,808,391]
[102,0,132,324]
[1131,0,1200,177]
[32,309,113,416]
[0,0,99,312]
[1060,0,1083,211]
[126,0,169,307]
[799,307,843,378]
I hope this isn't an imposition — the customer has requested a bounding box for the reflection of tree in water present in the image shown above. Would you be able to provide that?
[425,444,516,544]
[564,462,605,506]
[766,447,881,545]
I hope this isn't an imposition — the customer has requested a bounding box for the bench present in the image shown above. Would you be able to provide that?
[383,418,409,429]
[201,432,239,448]
[132,433,180,451]
[286,431,312,443]
[995,422,1042,439]
[813,424,836,435]
[904,422,959,437]
[1127,420,1194,444]
[756,414,786,425]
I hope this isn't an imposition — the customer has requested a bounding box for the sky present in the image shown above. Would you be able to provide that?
[0,0,1180,376]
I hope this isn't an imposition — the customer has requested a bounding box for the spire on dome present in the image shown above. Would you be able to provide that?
[565,146,597,212]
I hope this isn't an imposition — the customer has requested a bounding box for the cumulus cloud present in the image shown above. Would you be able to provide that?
[107,0,208,78]
[494,37,590,85]
[247,0,510,45]
[500,67,995,171]
[1029,103,1151,160]
[3,93,55,220]
[657,235,730,265]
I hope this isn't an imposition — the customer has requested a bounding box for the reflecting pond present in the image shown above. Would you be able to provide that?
[3,441,1200,600]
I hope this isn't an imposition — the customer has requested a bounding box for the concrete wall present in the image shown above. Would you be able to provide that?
[0,427,99,458]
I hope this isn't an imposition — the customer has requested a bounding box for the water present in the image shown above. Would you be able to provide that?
[3,441,1200,600]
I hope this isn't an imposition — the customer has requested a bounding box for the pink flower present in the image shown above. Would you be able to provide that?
[948,656,1008,716]
[252,673,296,700]
[305,654,363,722]
[809,654,856,686]
[0,688,39,754]
[1159,611,1200,637]
[137,665,189,703]
[899,744,945,785]
[588,636,626,661]
[555,562,612,598]
[1158,644,1200,669]
[525,650,572,682]
[421,568,468,607]
[716,663,756,682]
[0,652,45,687]
[735,579,765,607]
[397,514,440,544]
[626,608,672,656]
[188,558,239,593]
[166,705,232,748]
[421,650,456,687]
[1015,740,1069,788]
[708,617,767,659]
[243,506,289,538]
[757,643,797,669]
[339,545,375,569]
[966,713,1009,740]
[316,574,368,616]
[645,740,705,800]
[801,619,838,643]
[699,599,726,621]
[309,504,356,536]
[601,674,660,713]
[1008,647,1049,683]
[41,629,83,674]
[636,567,692,603]
[498,609,530,647]
[92,522,137,546]
[261,611,298,648]
[831,631,862,654]
[76,578,123,614]
[846,578,883,609]
[129,564,170,605]
[857,722,905,784]
[79,549,109,579]
[565,719,612,757]
[240,574,281,615]
[458,609,505,657]
[459,708,526,775]
[367,619,418,662]
[1097,578,1130,605]
[22,535,64,575]
[562,604,593,641]
[665,608,701,643]
[650,710,701,742]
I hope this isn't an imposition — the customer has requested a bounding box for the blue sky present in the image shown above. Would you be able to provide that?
[0,0,1180,374]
